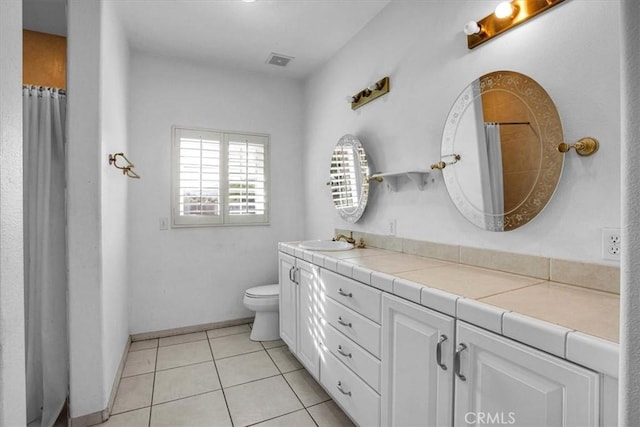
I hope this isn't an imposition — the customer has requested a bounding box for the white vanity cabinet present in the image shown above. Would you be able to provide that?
[381,293,455,427]
[454,322,600,427]
[318,269,382,427]
[278,253,320,378]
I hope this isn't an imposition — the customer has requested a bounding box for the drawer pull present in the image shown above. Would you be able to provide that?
[436,335,448,371]
[454,343,467,381]
[338,288,353,298]
[337,345,352,358]
[337,317,352,328]
[337,381,352,396]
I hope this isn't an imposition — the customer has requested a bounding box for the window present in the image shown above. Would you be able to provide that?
[172,127,269,227]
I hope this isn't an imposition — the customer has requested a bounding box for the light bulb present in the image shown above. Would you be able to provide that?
[368,83,379,91]
[463,21,481,35]
[494,1,515,19]
[346,95,355,103]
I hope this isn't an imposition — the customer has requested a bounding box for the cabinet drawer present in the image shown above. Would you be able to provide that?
[323,297,381,358]
[322,323,381,393]
[321,351,380,427]
[321,269,382,323]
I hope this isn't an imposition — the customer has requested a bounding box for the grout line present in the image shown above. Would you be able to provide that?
[213,348,265,362]
[152,389,223,408]
[244,408,313,427]
[148,345,159,427]
[207,329,235,427]
[263,348,319,426]
[222,372,283,391]
[154,358,214,373]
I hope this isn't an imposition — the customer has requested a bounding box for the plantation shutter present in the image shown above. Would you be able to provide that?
[173,128,223,226]
[226,133,268,224]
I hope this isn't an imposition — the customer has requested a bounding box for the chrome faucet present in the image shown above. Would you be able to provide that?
[333,231,356,245]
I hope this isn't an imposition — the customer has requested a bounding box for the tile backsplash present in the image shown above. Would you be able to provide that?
[335,229,620,294]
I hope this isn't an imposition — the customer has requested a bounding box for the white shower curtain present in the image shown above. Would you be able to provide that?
[23,86,68,427]
[483,122,505,230]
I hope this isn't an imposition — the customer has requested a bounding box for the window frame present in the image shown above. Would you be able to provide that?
[171,126,270,228]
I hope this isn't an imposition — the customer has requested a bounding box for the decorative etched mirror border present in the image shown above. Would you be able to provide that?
[441,71,564,231]
[329,134,370,223]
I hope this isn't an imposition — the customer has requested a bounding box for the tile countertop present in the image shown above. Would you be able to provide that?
[280,242,620,378]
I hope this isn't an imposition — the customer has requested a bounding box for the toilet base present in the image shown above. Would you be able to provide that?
[250,311,280,342]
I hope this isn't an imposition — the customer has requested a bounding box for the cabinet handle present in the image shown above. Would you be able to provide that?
[436,335,448,371]
[295,267,300,284]
[288,266,295,283]
[337,381,352,396]
[337,316,352,328]
[338,288,353,298]
[337,345,352,358]
[454,343,467,381]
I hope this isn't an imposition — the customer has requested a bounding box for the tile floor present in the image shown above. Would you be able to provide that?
[95,324,354,427]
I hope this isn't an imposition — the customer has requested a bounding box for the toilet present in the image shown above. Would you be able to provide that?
[243,284,280,341]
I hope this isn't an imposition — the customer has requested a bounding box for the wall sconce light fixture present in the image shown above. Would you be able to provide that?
[465,0,566,49]
[347,76,390,110]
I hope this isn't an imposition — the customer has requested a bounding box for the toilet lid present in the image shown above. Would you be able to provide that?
[245,284,279,298]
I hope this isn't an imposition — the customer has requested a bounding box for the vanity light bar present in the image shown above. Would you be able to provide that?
[465,0,566,50]
[347,77,390,110]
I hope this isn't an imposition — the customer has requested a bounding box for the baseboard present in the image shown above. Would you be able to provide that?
[70,337,131,427]
[130,316,254,342]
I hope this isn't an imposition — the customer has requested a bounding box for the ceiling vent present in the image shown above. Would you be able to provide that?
[266,53,294,67]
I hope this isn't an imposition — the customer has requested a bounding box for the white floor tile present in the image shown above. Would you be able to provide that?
[251,409,316,427]
[261,339,286,350]
[122,348,156,377]
[216,350,279,388]
[112,374,154,415]
[267,346,302,373]
[153,361,221,404]
[158,331,207,347]
[207,324,251,338]
[156,340,212,371]
[224,376,303,427]
[150,390,231,427]
[210,332,263,359]
[284,369,330,407]
[129,339,158,352]
[307,401,355,427]
[96,408,150,427]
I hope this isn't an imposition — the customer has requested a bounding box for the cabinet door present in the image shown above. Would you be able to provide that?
[297,259,320,379]
[381,294,455,427]
[278,252,297,352]
[454,322,600,427]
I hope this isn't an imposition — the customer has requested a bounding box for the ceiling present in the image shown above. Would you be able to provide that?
[22,0,391,79]
[111,0,391,79]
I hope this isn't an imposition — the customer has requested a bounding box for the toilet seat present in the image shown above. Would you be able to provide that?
[245,284,279,298]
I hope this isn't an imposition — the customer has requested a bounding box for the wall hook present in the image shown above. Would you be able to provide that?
[557,137,599,156]
[109,152,141,179]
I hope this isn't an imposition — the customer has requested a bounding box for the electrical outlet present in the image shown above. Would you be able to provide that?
[388,219,396,236]
[602,228,621,261]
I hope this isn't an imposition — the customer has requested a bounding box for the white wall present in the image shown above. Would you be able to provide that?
[0,0,27,424]
[100,0,131,408]
[67,0,106,418]
[127,52,304,334]
[619,0,640,423]
[303,0,621,264]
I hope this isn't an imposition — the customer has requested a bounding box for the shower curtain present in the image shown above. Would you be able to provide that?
[483,122,505,230]
[23,86,68,427]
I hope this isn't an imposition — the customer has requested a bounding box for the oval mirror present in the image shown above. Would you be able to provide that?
[328,134,371,223]
[441,70,564,231]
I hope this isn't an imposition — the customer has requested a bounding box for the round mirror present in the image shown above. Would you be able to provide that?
[441,71,564,231]
[329,134,371,223]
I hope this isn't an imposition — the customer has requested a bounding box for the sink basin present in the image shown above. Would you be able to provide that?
[299,240,354,251]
